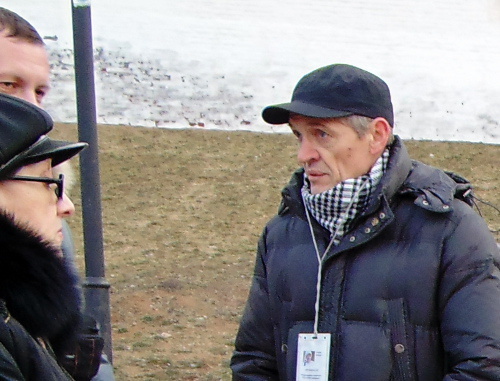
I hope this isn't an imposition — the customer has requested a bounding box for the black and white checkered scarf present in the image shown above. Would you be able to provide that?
[301,149,389,244]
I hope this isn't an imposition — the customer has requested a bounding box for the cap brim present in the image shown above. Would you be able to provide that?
[262,101,353,125]
[0,137,88,179]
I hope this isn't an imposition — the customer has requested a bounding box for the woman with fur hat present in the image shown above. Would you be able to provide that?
[0,93,87,379]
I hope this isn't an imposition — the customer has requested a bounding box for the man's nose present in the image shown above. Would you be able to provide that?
[58,193,76,218]
[297,138,319,165]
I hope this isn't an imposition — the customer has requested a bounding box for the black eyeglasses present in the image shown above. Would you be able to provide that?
[8,174,65,199]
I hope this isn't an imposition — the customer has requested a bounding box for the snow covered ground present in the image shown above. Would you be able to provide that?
[3,0,500,144]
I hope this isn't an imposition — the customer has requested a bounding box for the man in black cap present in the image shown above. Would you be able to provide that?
[231,64,500,380]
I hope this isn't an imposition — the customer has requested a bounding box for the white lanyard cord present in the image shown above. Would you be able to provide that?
[302,180,369,335]
[303,194,336,336]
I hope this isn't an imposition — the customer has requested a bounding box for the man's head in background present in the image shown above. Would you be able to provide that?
[0,7,50,107]
[0,7,76,190]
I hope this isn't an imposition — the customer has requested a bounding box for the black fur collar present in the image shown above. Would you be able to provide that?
[0,212,82,354]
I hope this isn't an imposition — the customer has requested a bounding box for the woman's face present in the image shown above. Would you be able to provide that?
[0,159,75,247]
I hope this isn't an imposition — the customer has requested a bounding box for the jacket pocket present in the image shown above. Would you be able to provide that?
[387,298,416,381]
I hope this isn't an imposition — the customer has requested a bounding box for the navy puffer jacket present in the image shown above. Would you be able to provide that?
[231,137,500,380]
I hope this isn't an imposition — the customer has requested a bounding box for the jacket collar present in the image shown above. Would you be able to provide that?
[362,136,412,215]
[0,212,81,354]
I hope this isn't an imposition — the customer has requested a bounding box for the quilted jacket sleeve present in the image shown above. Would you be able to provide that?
[231,229,279,380]
[439,201,500,380]
[0,342,25,380]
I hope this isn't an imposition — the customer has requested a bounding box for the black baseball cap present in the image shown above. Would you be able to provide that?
[0,93,88,179]
[262,64,394,126]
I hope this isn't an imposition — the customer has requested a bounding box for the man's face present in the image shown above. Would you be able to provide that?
[0,30,50,107]
[289,114,377,194]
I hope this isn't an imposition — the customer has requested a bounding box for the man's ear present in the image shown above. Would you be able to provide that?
[369,117,392,155]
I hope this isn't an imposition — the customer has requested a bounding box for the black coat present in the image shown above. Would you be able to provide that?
[0,212,81,380]
[231,137,500,380]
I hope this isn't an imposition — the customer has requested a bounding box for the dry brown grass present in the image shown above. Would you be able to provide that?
[52,123,499,380]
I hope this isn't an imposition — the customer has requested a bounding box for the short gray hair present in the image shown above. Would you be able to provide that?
[337,115,394,145]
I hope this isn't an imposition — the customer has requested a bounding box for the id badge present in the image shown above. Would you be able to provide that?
[296,333,331,381]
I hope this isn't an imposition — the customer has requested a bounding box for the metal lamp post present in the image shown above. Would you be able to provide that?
[71,0,112,362]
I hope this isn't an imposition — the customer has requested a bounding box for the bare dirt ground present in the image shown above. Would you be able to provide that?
[52,124,499,380]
